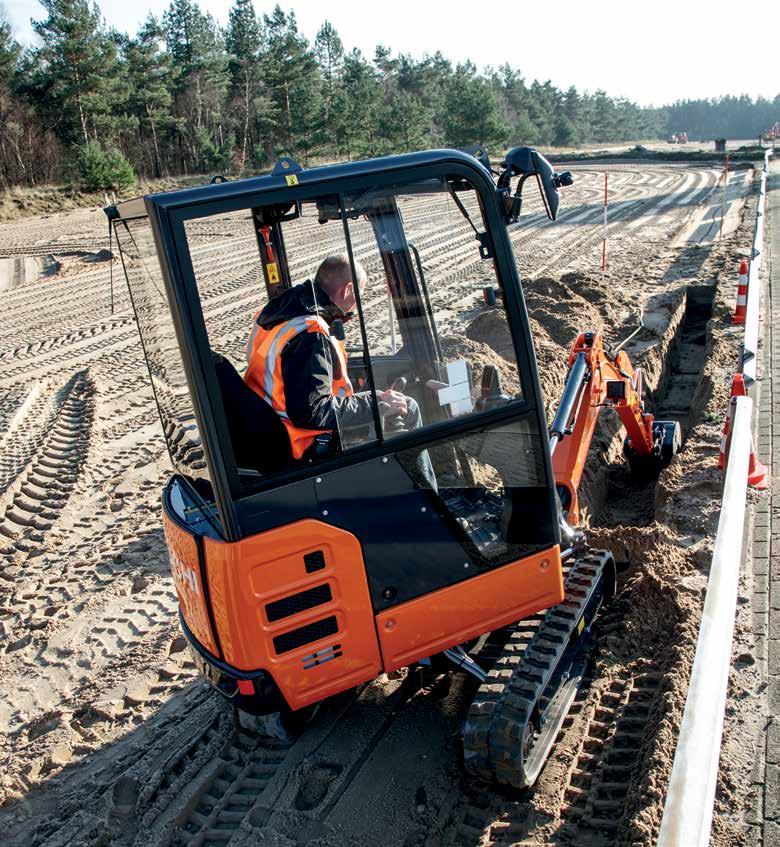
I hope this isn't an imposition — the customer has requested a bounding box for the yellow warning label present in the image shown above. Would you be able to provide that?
[285,174,299,186]
[267,262,280,284]
[577,616,585,635]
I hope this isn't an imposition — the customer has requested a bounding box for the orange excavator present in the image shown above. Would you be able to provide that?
[107,145,680,788]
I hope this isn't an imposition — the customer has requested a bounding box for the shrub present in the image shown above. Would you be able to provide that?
[76,141,136,192]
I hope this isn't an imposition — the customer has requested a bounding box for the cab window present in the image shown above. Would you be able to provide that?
[340,175,524,451]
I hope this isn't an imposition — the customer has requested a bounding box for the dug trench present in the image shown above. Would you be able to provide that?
[424,276,720,847]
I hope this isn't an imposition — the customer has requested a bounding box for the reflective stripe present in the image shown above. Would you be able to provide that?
[263,315,311,402]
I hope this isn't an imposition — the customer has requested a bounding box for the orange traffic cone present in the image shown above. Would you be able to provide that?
[718,374,747,470]
[718,398,735,470]
[747,432,769,489]
[730,372,747,397]
[731,259,749,324]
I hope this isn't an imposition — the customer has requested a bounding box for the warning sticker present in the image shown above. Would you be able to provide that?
[267,262,280,284]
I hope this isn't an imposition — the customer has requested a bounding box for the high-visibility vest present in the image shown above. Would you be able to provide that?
[244,313,353,460]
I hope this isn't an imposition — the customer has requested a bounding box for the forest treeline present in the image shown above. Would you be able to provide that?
[0,0,777,191]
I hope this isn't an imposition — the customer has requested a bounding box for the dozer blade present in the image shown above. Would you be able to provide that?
[462,549,616,789]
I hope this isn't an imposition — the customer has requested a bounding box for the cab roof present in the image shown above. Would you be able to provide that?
[107,148,493,222]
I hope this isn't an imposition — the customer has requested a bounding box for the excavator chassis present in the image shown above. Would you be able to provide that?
[463,549,617,789]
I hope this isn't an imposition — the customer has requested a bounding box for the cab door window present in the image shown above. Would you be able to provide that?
[341,176,524,444]
[180,198,382,480]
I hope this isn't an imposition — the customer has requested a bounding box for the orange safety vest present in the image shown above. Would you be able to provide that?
[244,313,353,459]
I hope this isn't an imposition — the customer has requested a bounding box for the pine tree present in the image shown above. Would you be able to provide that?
[163,0,229,172]
[314,21,344,154]
[226,0,267,172]
[380,90,430,152]
[333,49,380,159]
[123,16,173,176]
[0,14,19,85]
[442,62,506,150]
[31,0,127,145]
[0,14,21,185]
[553,113,577,147]
[592,90,617,143]
[262,6,321,160]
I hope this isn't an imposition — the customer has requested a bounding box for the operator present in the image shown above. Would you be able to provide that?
[244,254,436,488]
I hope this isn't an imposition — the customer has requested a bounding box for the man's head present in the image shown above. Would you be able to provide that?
[314,254,367,314]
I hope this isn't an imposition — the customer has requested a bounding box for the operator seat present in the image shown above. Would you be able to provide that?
[212,353,292,475]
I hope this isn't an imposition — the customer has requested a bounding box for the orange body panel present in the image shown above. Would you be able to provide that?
[203,520,382,711]
[163,509,219,656]
[376,546,563,672]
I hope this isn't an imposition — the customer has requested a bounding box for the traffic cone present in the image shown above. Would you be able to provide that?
[718,397,735,470]
[718,374,747,470]
[747,432,769,489]
[731,259,749,324]
[730,372,747,397]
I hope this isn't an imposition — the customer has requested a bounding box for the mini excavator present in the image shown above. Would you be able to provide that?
[107,145,680,789]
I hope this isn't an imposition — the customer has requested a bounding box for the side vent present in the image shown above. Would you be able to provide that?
[272,615,338,655]
[304,550,326,573]
[265,584,332,623]
[302,644,343,670]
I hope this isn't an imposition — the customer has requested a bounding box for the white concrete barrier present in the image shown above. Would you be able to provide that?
[657,148,774,845]
[657,396,753,847]
[742,149,772,386]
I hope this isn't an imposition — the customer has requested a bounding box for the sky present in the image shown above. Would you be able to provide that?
[3,0,778,107]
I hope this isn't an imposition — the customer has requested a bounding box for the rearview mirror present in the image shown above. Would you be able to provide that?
[531,151,560,221]
[499,147,573,223]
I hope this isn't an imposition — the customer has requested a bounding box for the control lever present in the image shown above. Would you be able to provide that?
[379,376,408,434]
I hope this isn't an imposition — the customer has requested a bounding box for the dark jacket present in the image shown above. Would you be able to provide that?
[252,281,375,432]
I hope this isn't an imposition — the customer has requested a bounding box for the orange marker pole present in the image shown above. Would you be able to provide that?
[601,172,608,273]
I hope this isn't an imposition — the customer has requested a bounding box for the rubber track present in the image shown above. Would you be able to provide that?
[463,549,613,788]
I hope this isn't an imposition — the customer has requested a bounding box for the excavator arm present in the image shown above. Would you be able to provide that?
[463,330,681,790]
[550,331,681,524]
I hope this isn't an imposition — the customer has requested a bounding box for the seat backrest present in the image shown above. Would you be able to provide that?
[212,353,292,474]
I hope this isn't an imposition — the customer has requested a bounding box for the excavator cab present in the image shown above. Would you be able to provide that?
[108,148,566,713]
